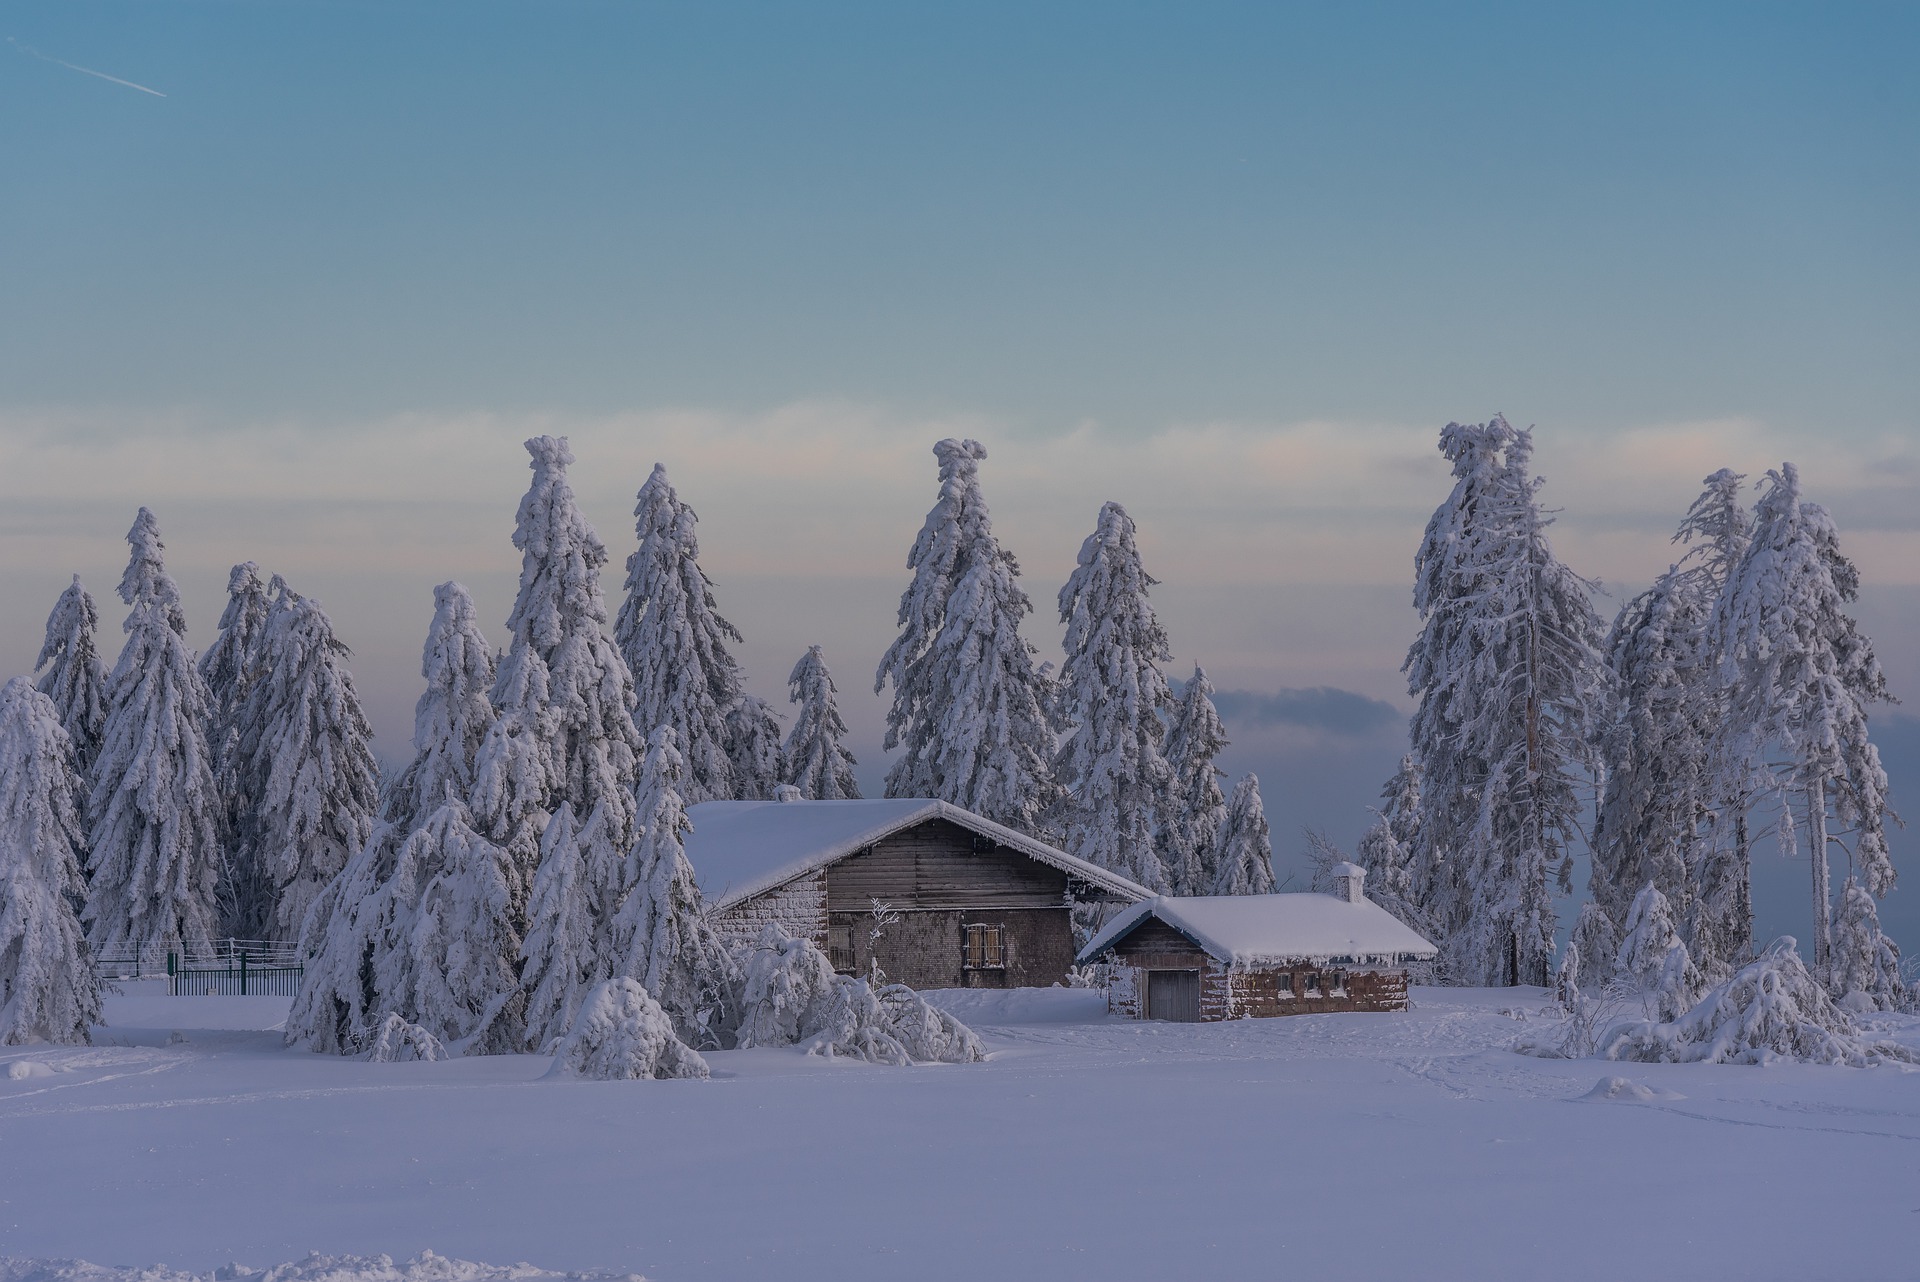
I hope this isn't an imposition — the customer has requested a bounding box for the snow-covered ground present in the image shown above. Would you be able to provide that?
[4,986,1917,1281]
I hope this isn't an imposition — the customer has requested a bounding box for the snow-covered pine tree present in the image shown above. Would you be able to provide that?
[520,802,599,1050]
[394,798,526,1054]
[384,582,498,834]
[1162,665,1229,896]
[1053,502,1176,891]
[86,509,221,958]
[284,818,407,1054]
[1675,470,1759,975]
[1403,420,1606,986]
[1828,878,1907,1012]
[0,678,102,1045]
[782,646,860,800]
[1210,774,1275,896]
[1562,902,1620,988]
[725,694,786,801]
[611,726,737,1045]
[1710,463,1895,974]
[1354,754,1429,931]
[33,576,108,786]
[497,436,643,849]
[874,439,1059,831]
[231,580,381,943]
[615,463,744,805]
[1613,882,1704,1021]
[197,561,273,916]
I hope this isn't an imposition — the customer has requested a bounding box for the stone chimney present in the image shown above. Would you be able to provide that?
[1329,861,1368,904]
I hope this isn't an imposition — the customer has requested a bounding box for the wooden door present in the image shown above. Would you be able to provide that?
[1146,969,1201,1022]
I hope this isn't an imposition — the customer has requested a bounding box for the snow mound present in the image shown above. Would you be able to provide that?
[1600,937,1920,1068]
[5,1060,62,1080]
[364,1014,447,1063]
[544,979,709,1081]
[0,1251,642,1282]
[1582,1076,1684,1102]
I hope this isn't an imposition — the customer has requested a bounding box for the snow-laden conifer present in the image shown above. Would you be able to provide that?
[0,678,101,1045]
[725,694,786,801]
[1053,502,1175,890]
[198,562,273,903]
[615,463,743,804]
[1560,902,1620,993]
[1613,883,1704,1022]
[1162,666,1229,896]
[86,509,221,958]
[544,978,709,1081]
[520,802,599,1050]
[364,1013,447,1063]
[1210,774,1275,896]
[385,582,497,834]
[393,799,525,1054]
[734,925,840,1049]
[1710,463,1895,974]
[1403,421,1606,986]
[611,727,738,1044]
[1828,880,1907,1013]
[874,439,1059,831]
[233,581,380,943]
[1355,754,1426,931]
[285,820,407,1055]
[497,436,642,846]
[782,647,860,800]
[33,576,109,786]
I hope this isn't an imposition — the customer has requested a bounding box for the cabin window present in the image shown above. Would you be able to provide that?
[828,923,856,973]
[1302,971,1322,997]
[963,923,1006,969]
[1276,971,1295,998]
[1330,970,1349,997]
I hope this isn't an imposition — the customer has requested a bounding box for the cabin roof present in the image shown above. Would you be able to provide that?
[684,798,1152,911]
[1077,893,1439,967]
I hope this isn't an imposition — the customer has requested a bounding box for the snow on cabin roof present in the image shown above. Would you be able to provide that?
[684,798,1152,911]
[1077,893,1438,967]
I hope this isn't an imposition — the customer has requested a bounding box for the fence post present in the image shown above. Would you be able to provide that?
[240,950,249,996]
[167,950,177,997]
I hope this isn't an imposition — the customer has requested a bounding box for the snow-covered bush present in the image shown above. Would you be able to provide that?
[1828,881,1909,1013]
[1600,936,1917,1067]
[873,982,984,1064]
[734,925,839,1050]
[1613,883,1703,1021]
[544,978,709,1081]
[364,1013,447,1063]
[0,678,102,1046]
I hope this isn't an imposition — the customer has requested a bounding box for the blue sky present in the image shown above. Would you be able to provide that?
[3,2,1917,948]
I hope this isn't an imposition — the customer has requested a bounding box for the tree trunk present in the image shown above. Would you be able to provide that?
[1733,809,1754,964]
[1808,777,1831,971]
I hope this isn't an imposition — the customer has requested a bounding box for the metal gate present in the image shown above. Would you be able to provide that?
[1146,969,1201,1022]
[167,952,304,996]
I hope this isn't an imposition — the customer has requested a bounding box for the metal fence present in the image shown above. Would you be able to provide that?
[93,939,303,991]
[167,951,305,997]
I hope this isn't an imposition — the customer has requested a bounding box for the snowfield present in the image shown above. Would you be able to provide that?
[3,986,1917,1282]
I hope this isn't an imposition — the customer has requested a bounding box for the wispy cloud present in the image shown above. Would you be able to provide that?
[1208,686,1403,738]
[8,37,166,97]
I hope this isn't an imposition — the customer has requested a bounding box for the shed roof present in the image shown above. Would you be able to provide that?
[684,798,1152,911]
[1077,893,1438,967]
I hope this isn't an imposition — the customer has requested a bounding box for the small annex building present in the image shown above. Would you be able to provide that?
[686,796,1150,990]
[1077,864,1438,1022]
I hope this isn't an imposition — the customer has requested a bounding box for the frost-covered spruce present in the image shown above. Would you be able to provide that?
[395,799,526,1054]
[611,726,738,1044]
[520,802,600,1050]
[385,582,498,835]
[198,562,273,904]
[285,819,407,1054]
[874,439,1059,831]
[734,925,840,1049]
[1162,665,1229,896]
[615,463,744,805]
[1613,883,1704,1022]
[1560,902,1620,993]
[1053,502,1176,891]
[544,977,709,1081]
[472,649,555,883]
[1600,936,1915,1067]
[1403,421,1606,986]
[1828,879,1907,1013]
[782,646,860,800]
[725,694,786,801]
[86,509,221,958]
[1355,754,1425,929]
[497,436,643,847]
[232,581,380,943]
[33,576,109,787]
[1711,463,1894,973]
[1210,774,1275,897]
[0,679,102,1045]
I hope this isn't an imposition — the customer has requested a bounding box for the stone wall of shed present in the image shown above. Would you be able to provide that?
[711,871,828,953]
[1105,917,1412,1020]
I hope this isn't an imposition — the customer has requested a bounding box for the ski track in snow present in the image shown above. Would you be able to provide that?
[3,986,1917,1282]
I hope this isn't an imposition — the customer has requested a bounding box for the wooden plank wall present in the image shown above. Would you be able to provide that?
[824,818,1069,911]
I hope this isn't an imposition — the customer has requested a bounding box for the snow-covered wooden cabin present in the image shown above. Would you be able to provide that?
[1077,865,1437,1021]
[686,796,1150,989]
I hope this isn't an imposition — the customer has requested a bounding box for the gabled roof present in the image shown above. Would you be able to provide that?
[1077,894,1438,967]
[684,798,1152,912]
